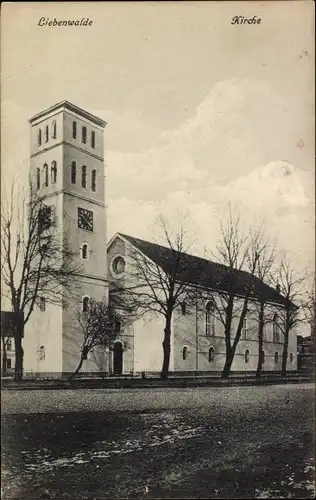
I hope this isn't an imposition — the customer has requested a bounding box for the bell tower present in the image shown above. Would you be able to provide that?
[24,101,108,374]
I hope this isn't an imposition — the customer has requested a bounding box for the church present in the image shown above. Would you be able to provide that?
[23,101,297,376]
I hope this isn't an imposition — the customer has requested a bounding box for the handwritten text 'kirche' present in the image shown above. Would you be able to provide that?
[231,16,261,25]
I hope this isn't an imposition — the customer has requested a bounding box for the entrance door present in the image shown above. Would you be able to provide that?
[113,341,123,375]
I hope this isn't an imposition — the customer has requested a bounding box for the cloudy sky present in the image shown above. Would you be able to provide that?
[1,1,315,274]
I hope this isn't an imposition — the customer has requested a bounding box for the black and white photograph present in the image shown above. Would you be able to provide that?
[1,1,315,498]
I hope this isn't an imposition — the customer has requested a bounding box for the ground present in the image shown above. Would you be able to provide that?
[1,383,315,499]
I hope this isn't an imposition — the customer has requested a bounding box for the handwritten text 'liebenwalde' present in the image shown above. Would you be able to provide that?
[38,17,93,27]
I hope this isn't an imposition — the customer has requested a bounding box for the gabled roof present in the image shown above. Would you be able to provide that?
[117,233,290,307]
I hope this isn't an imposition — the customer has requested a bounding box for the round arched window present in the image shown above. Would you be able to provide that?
[244,349,250,363]
[111,256,126,276]
[182,346,188,361]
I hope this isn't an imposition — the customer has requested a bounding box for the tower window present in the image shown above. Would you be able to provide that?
[81,166,87,188]
[43,164,49,187]
[91,170,96,192]
[7,339,12,351]
[244,349,250,363]
[36,168,41,190]
[82,296,90,313]
[115,320,122,334]
[290,352,294,363]
[82,126,87,144]
[91,131,95,149]
[7,358,12,369]
[51,121,57,139]
[81,243,88,260]
[45,125,49,143]
[208,346,215,362]
[40,297,46,312]
[71,161,76,184]
[37,129,42,146]
[72,121,77,139]
[38,205,55,233]
[182,346,188,360]
[274,351,279,364]
[51,161,57,184]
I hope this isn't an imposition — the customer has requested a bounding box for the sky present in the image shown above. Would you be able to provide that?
[1,1,315,277]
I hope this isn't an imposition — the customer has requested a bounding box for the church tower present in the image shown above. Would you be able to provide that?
[24,102,108,375]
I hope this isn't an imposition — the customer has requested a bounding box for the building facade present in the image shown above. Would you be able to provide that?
[21,102,297,377]
[107,233,297,374]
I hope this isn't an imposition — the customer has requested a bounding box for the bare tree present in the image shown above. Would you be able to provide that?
[1,180,80,381]
[274,257,307,375]
[204,207,270,379]
[69,298,126,379]
[251,235,276,378]
[303,276,316,344]
[124,213,196,379]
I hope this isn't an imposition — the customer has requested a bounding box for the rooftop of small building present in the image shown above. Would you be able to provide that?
[115,232,293,308]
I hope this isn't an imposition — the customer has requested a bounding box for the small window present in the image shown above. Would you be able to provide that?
[91,170,96,192]
[51,161,57,184]
[38,346,45,361]
[289,352,294,363]
[244,349,250,363]
[180,302,187,315]
[45,125,49,143]
[7,358,12,369]
[91,131,95,149]
[274,351,279,364]
[40,297,46,312]
[7,340,12,351]
[82,296,90,313]
[51,121,57,139]
[43,164,49,187]
[81,166,87,188]
[36,168,41,190]
[82,126,87,144]
[182,346,188,361]
[72,121,77,139]
[208,346,215,362]
[205,302,215,336]
[71,161,76,184]
[115,320,122,334]
[37,129,42,146]
[82,243,88,260]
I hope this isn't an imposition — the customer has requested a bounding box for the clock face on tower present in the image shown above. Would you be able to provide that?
[78,207,93,232]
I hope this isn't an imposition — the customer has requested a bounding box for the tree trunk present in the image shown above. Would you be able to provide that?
[2,344,7,376]
[221,297,235,379]
[256,304,264,378]
[161,313,172,380]
[14,327,24,382]
[281,329,289,376]
[221,346,234,379]
[68,356,85,380]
